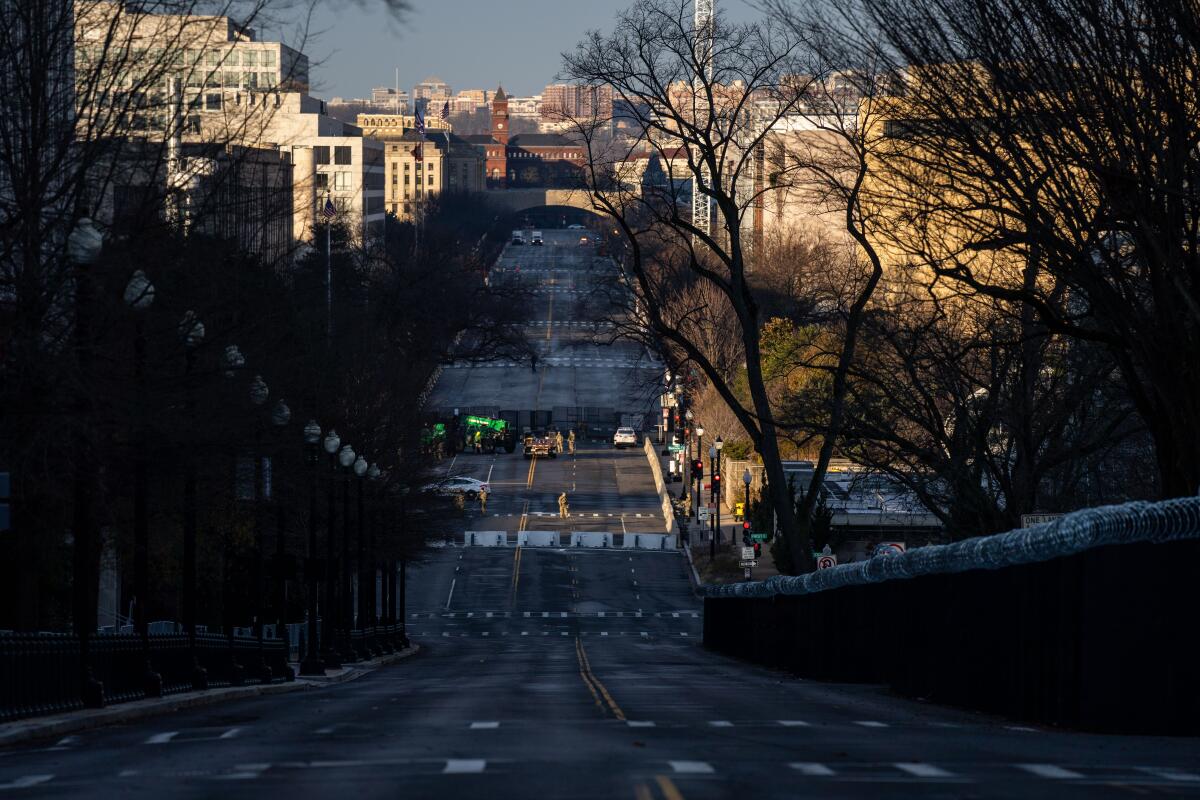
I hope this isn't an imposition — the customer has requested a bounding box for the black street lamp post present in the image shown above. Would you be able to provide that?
[123,268,161,697]
[399,486,410,648]
[742,468,752,550]
[299,420,325,676]
[695,425,705,527]
[337,443,357,662]
[715,437,723,549]
[270,399,290,678]
[249,374,271,683]
[69,218,105,708]
[352,454,369,657]
[321,429,341,669]
[180,310,207,690]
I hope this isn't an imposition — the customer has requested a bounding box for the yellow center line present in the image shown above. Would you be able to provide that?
[654,776,685,800]
[575,636,626,720]
[525,455,538,489]
[575,638,604,712]
[518,499,530,532]
[633,784,654,800]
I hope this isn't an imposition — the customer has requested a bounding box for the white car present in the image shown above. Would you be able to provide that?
[568,223,585,230]
[423,476,490,498]
[612,427,638,448]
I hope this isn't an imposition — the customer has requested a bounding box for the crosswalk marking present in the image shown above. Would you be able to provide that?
[443,760,487,774]
[1137,768,1200,782]
[791,763,835,776]
[895,763,954,778]
[1017,764,1083,779]
[669,761,714,774]
[854,721,888,728]
[469,722,499,730]
[777,720,810,727]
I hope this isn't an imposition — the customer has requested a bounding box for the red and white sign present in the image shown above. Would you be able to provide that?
[816,554,837,570]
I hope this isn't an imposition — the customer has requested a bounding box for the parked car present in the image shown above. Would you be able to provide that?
[613,427,638,448]
[567,223,585,230]
[422,476,490,498]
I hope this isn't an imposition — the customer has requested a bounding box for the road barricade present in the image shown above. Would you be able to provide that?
[464,531,508,546]
[517,531,560,547]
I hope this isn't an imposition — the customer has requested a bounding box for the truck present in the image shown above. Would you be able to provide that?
[511,230,525,245]
[462,414,517,454]
[522,428,558,458]
[531,230,544,246]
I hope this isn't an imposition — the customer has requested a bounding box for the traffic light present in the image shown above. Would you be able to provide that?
[692,459,704,479]
[713,472,721,485]
[753,542,762,557]
[742,520,752,545]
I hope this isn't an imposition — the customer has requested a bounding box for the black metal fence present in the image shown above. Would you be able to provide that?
[704,538,1200,735]
[0,632,292,723]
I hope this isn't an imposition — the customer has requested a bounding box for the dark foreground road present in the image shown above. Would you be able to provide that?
[2,545,1198,799]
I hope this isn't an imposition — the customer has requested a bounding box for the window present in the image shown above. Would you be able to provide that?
[334,146,352,165]
[314,146,330,165]
[428,175,434,186]
[225,51,239,66]
[223,71,239,88]
[333,172,352,190]
[391,170,398,184]
[205,93,222,111]
[404,174,410,185]
[404,163,410,171]
[206,50,222,67]
[314,173,328,190]
[262,50,276,67]
[243,50,257,67]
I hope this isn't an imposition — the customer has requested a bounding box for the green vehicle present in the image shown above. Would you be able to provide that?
[462,414,517,454]
[420,422,448,458]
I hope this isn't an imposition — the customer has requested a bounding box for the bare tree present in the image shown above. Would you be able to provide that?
[787,0,1200,497]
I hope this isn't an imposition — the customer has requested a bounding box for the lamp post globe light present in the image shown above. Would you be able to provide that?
[715,437,724,547]
[694,425,705,525]
[320,429,341,669]
[249,374,269,406]
[299,420,325,675]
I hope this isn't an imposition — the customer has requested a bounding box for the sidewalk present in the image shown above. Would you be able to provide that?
[0,644,420,748]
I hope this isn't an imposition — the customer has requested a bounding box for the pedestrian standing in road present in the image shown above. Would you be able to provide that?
[555,430,564,453]
[568,430,576,454]
[473,430,482,454]
[558,491,569,518]
[479,489,489,516]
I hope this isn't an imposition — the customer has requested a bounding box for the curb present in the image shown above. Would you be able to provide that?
[0,681,307,748]
[0,644,421,748]
[298,644,421,686]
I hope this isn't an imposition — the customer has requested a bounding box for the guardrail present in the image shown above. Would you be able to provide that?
[702,497,1200,734]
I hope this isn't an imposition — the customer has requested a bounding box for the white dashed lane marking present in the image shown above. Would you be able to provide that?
[1017,764,1083,779]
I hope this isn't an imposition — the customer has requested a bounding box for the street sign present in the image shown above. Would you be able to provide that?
[668,444,685,453]
[739,560,758,567]
[743,567,752,579]
[750,533,768,542]
[816,554,837,569]
[741,546,755,560]
[698,506,710,521]
[1021,513,1063,527]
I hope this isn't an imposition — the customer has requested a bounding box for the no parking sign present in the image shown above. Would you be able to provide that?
[816,554,837,570]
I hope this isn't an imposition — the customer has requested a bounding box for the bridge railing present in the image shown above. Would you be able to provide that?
[702,497,1200,735]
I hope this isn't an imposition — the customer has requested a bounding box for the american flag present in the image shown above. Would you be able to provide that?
[322,195,336,219]
[415,109,426,137]
[440,101,450,121]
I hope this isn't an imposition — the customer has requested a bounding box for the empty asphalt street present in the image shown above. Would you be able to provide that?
[2,229,1197,798]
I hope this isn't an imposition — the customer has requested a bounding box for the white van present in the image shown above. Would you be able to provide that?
[511,230,525,245]
[531,230,544,246]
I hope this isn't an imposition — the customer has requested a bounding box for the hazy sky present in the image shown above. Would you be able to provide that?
[279,0,758,100]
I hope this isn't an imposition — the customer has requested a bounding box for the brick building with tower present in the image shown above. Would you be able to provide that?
[462,86,587,189]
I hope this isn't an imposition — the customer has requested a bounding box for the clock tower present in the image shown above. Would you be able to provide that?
[486,85,510,188]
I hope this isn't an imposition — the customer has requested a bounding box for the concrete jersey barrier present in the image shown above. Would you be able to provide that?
[643,436,679,538]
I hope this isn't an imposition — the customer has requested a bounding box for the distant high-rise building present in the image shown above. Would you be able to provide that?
[541,83,613,125]
[412,76,452,114]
